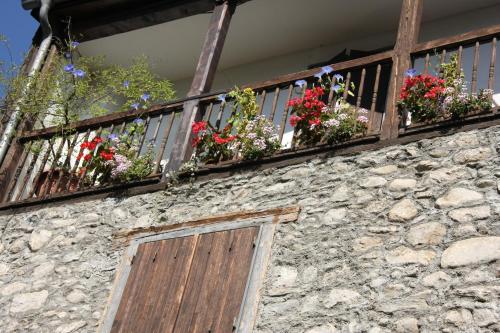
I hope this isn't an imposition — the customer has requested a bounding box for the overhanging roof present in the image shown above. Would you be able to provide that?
[22,0,247,42]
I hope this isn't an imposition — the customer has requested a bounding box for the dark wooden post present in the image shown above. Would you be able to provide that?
[381,0,423,140]
[166,0,236,174]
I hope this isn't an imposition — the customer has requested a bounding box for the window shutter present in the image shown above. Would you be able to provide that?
[111,226,259,333]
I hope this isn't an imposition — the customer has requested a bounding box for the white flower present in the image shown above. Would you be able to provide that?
[324,119,340,128]
[357,115,369,123]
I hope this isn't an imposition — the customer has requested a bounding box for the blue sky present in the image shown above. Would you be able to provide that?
[0,1,38,65]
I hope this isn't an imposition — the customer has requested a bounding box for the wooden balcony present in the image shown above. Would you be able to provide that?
[0,20,499,209]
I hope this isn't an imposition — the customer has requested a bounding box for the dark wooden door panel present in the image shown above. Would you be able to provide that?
[111,235,198,333]
[111,226,259,333]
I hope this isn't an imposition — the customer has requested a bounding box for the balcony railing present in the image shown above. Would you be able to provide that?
[0,24,499,207]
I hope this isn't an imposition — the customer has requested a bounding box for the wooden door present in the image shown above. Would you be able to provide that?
[111,226,259,333]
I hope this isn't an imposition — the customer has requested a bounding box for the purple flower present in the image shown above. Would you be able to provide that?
[405,69,417,77]
[321,66,334,75]
[71,41,80,48]
[333,74,343,82]
[108,133,119,141]
[217,94,226,103]
[131,103,140,110]
[72,69,85,78]
[133,118,144,124]
[123,80,130,88]
[294,80,307,88]
[314,72,324,80]
[64,64,74,72]
[64,52,71,59]
[141,93,150,102]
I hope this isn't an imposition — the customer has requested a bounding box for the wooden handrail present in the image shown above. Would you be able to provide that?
[18,50,394,142]
[241,50,394,91]
[412,24,500,54]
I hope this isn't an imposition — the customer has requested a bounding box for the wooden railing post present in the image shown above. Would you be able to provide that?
[381,0,423,140]
[165,0,236,174]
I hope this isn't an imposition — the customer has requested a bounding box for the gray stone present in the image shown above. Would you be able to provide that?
[10,290,48,313]
[429,148,449,158]
[378,299,429,313]
[133,214,151,229]
[0,263,9,276]
[66,289,86,303]
[395,317,419,333]
[324,289,361,307]
[269,266,297,295]
[422,271,451,288]
[33,262,55,278]
[386,246,435,265]
[331,186,350,202]
[473,308,497,327]
[435,188,483,208]
[371,165,398,175]
[359,176,387,188]
[305,324,338,333]
[453,147,492,164]
[415,160,438,171]
[55,321,87,333]
[1,282,29,297]
[29,230,52,252]
[441,237,500,267]
[444,309,473,326]
[388,199,418,222]
[406,222,446,245]
[301,266,318,283]
[0,241,4,254]
[352,236,383,252]
[448,205,491,222]
[324,208,347,225]
[388,179,417,191]
[9,238,25,253]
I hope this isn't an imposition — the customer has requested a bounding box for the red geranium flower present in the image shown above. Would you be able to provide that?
[84,154,92,161]
[192,121,207,135]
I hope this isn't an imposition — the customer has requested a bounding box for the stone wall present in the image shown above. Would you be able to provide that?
[0,126,499,333]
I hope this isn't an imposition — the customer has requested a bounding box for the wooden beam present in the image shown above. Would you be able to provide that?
[380,0,423,140]
[166,0,236,173]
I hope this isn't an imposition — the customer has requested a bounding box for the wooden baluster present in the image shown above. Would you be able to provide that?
[269,87,280,122]
[343,72,352,100]
[39,137,67,198]
[488,37,497,91]
[15,145,41,201]
[150,114,164,145]
[136,116,151,158]
[327,76,338,105]
[154,111,176,174]
[356,68,367,107]
[27,139,54,198]
[257,90,267,115]
[53,132,79,193]
[214,102,225,130]
[424,53,430,74]
[291,84,308,149]
[471,41,480,93]
[278,84,293,143]
[368,64,382,134]
[436,49,447,79]
[457,45,463,72]
[204,103,214,122]
[3,142,32,202]
[63,129,91,193]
